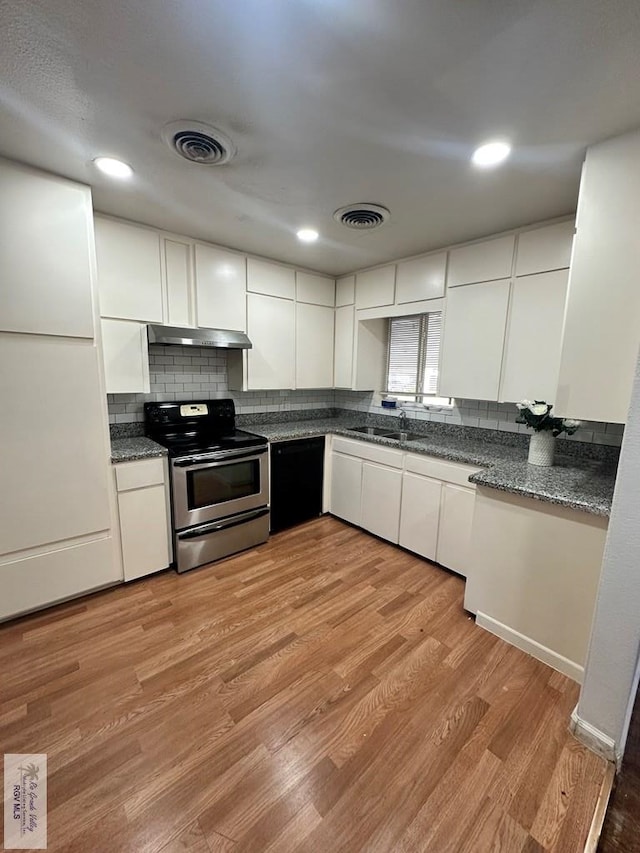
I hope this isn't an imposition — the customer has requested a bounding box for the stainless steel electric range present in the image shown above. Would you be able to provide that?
[144,399,269,573]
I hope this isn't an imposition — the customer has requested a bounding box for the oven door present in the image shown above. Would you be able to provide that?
[171,446,269,529]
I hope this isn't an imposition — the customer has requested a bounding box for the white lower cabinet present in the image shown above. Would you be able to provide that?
[101,319,150,394]
[398,472,442,561]
[330,452,363,527]
[436,483,477,577]
[330,438,479,576]
[114,458,172,581]
[399,456,481,578]
[361,461,403,543]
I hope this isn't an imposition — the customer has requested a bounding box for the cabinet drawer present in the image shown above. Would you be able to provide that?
[115,458,165,492]
[332,436,403,468]
[404,453,482,487]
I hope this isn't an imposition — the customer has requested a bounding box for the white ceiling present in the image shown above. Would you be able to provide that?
[1,1,640,275]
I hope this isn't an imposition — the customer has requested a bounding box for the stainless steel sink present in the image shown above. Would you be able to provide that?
[347,426,397,436]
[382,431,426,442]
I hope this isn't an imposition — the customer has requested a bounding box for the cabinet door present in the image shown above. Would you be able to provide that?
[361,461,402,544]
[101,319,150,394]
[164,238,193,327]
[246,293,295,389]
[399,472,442,561]
[436,484,476,578]
[556,130,640,423]
[355,266,396,309]
[296,303,334,388]
[95,217,163,321]
[334,305,355,388]
[336,275,355,307]
[447,235,515,287]
[330,452,362,526]
[500,270,569,403]
[515,221,574,276]
[118,484,171,581]
[439,279,511,401]
[296,272,335,306]
[0,160,95,338]
[195,244,246,331]
[247,257,295,299]
[0,335,111,556]
[396,252,447,304]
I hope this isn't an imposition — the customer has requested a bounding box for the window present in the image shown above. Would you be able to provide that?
[386,312,451,405]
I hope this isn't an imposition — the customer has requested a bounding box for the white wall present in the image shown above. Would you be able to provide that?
[577,346,640,761]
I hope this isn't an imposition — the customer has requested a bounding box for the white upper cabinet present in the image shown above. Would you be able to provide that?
[500,270,569,404]
[0,160,95,338]
[195,244,246,332]
[101,319,150,395]
[247,257,295,299]
[556,130,640,423]
[246,292,295,389]
[336,275,355,306]
[296,303,334,388]
[355,265,396,309]
[439,279,511,400]
[95,217,163,322]
[296,271,335,306]
[515,221,574,277]
[164,238,193,327]
[395,252,447,304]
[334,305,355,388]
[447,235,515,287]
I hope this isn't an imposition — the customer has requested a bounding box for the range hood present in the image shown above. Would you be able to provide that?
[147,324,252,349]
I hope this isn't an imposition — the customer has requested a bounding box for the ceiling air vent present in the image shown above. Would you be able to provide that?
[333,203,390,231]
[162,120,236,165]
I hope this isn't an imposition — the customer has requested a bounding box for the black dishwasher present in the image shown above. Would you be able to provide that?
[270,436,325,533]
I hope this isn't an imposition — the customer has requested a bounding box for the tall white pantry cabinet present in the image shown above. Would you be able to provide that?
[0,158,119,621]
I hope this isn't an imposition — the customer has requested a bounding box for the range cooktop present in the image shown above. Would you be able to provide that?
[144,399,267,458]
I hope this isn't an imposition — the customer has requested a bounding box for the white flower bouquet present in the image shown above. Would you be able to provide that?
[516,400,581,436]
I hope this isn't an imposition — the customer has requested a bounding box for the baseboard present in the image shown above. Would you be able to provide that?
[475,612,584,683]
[583,761,616,853]
[570,707,618,764]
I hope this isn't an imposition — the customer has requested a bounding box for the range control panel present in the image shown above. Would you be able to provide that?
[180,403,208,417]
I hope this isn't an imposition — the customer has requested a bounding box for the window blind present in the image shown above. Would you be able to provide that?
[386,311,443,398]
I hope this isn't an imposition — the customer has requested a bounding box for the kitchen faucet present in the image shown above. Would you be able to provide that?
[399,408,408,430]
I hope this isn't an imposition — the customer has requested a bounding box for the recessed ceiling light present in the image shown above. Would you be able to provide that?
[471,140,511,168]
[297,228,319,243]
[93,157,133,179]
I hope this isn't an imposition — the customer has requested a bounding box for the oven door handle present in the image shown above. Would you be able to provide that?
[176,508,270,540]
[173,447,267,468]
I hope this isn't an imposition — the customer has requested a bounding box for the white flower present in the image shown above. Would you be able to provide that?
[563,419,581,429]
[516,400,533,411]
[530,403,549,416]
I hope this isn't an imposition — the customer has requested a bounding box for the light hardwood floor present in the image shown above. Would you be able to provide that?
[0,516,607,852]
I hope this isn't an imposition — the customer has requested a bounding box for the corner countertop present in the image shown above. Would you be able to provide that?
[111,437,168,463]
[250,417,617,518]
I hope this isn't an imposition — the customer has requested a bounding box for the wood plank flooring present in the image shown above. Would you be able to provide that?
[0,516,607,852]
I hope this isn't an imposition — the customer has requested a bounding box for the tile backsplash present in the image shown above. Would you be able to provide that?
[107,345,624,448]
[107,345,335,423]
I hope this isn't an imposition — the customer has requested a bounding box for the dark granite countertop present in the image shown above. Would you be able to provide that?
[111,437,168,463]
[251,417,617,517]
